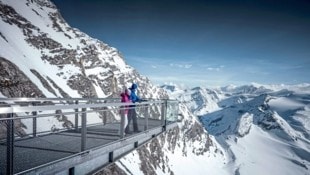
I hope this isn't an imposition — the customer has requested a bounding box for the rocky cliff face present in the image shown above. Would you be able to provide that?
[0,0,166,99]
[0,0,167,134]
[0,57,45,97]
[0,0,219,174]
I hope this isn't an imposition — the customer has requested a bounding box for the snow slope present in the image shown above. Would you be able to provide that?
[0,0,168,133]
[116,103,228,175]
[162,85,224,115]
[0,1,224,174]
[163,84,310,175]
[203,85,310,174]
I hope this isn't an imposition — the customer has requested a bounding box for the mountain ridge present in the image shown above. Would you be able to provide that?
[162,83,310,174]
[0,1,221,174]
[1,0,309,174]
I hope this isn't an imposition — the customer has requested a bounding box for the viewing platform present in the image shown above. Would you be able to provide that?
[0,98,179,175]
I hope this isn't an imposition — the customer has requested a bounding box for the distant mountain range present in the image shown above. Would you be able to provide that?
[1,0,309,174]
[162,83,310,175]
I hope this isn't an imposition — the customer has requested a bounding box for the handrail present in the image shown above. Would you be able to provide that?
[0,101,163,116]
[0,97,116,101]
[0,97,166,102]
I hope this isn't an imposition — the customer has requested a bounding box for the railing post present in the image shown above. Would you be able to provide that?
[161,101,165,125]
[103,100,107,125]
[75,100,79,132]
[81,108,87,152]
[69,167,75,175]
[175,101,179,123]
[6,113,14,175]
[109,151,114,163]
[162,100,168,131]
[144,104,149,131]
[32,102,37,137]
[120,109,125,138]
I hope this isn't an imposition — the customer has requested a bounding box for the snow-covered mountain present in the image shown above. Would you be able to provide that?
[0,0,224,174]
[161,84,224,116]
[0,0,169,130]
[0,0,167,100]
[2,0,309,174]
[162,83,310,175]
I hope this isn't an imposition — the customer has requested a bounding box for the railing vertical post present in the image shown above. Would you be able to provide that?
[144,104,148,131]
[120,108,124,138]
[161,100,167,131]
[103,100,107,125]
[69,167,75,175]
[109,152,114,163]
[32,102,37,137]
[175,101,179,123]
[75,100,79,132]
[6,113,14,175]
[81,108,87,152]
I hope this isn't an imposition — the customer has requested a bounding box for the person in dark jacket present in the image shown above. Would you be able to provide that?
[125,83,141,133]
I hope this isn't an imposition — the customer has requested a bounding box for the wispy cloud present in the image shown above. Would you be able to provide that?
[184,64,192,69]
[206,65,225,71]
[279,64,305,70]
[148,74,240,88]
[207,67,219,71]
[127,56,159,64]
[151,65,157,68]
[128,55,174,64]
[169,63,192,69]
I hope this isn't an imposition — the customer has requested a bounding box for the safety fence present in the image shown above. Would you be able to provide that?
[0,98,179,175]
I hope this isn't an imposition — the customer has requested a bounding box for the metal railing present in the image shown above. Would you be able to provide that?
[0,98,179,175]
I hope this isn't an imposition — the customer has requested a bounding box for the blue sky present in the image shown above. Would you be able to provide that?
[52,0,310,87]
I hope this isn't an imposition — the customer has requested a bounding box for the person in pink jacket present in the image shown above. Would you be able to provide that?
[120,89,131,135]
